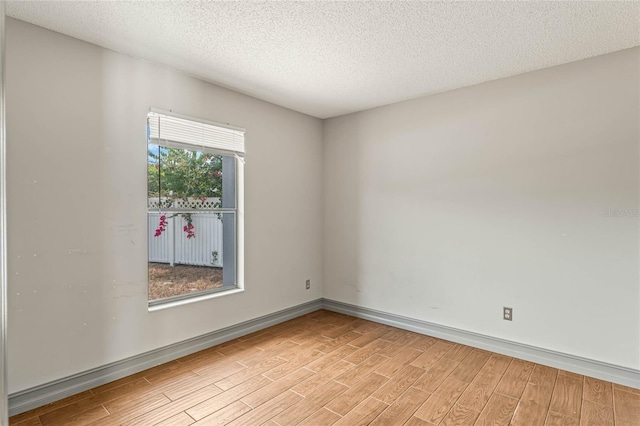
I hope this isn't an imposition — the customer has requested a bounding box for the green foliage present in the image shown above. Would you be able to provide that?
[148,145,223,206]
[147,163,161,197]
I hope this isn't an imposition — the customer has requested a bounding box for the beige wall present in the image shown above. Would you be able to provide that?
[324,47,640,370]
[6,18,324,393]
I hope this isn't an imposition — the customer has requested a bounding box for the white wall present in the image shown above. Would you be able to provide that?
[6,18,324,393]
[324,47,640,370]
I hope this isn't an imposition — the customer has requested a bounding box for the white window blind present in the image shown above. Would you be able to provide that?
[148,111,245,154]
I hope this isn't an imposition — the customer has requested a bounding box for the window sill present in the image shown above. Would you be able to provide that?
[148,287,244,312]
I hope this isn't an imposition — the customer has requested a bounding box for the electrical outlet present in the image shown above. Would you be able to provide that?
[306,279,310,290]
[503,307,513,321]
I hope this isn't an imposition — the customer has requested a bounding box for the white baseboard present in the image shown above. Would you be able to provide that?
[8,299,323,416]
[9,297,639,416]
[322,298,640,389]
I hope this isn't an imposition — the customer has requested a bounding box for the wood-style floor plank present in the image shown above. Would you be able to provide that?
[239,367,313,408]
[156,412,195,426]
[614,383,640,395]
[613,388,640,425]
[193,400,251,425]
[332,397,388,426]
[369,387,430,426]
[408,335,438,352]
[370,365,425,404]
[583,376,613,407]
[529,364,559,388]
[410,341,454,371]
[411,356,458,394]
[226,390,300,425]
[8,310,639,426]
[261,348,323,381]
[455,353,511,412]
[38,379,158,426]
[545,411,579,426]
[290,359,352,396]
[439,403,480,426]
[449,349,491,383]
[494,358,534,399]
[348,326,392,348]
[443,343,473,363]
[474,393,518,426]
[271,380,348,425]
[379,327,416,345]
[344,338,391,364]
[509,364,559,425]
[213,356,284,391]
[325,372,389,415]
[52,406,109,426]
[375,346,423,378]
[413,376,469,424]
[298,407,341,426]
[334,353,389,387]
[549,374,583,418]
[122,383,224,425]
[404,416,434,426]
[313,330,362,354]
[11,418,43,426]
[579,399,614,426]
[90,392,172,425]
[305,344,359,372]
[185,375,271,421]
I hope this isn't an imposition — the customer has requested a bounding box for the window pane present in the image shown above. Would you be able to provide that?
[148,211,235,301]
[147,141,238,303]
[149,145,235,211]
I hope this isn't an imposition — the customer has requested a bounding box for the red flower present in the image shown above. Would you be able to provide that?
[183,222,195,239]
[154,215,169,237]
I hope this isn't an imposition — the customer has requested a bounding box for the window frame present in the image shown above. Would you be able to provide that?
[146,109,245,309]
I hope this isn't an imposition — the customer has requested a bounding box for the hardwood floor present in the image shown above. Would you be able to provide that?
[9,310,640,425]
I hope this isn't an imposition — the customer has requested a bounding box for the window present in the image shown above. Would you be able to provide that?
[147,110,244,307]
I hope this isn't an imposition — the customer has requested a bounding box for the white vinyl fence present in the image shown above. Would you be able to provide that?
[148,212,223,267]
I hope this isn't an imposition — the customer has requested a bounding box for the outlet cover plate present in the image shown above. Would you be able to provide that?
[503,307,513,321]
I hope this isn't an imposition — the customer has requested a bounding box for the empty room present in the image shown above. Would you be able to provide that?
[0,1,638,425]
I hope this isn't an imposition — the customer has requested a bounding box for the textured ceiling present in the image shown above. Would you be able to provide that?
[6,1,640,118]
